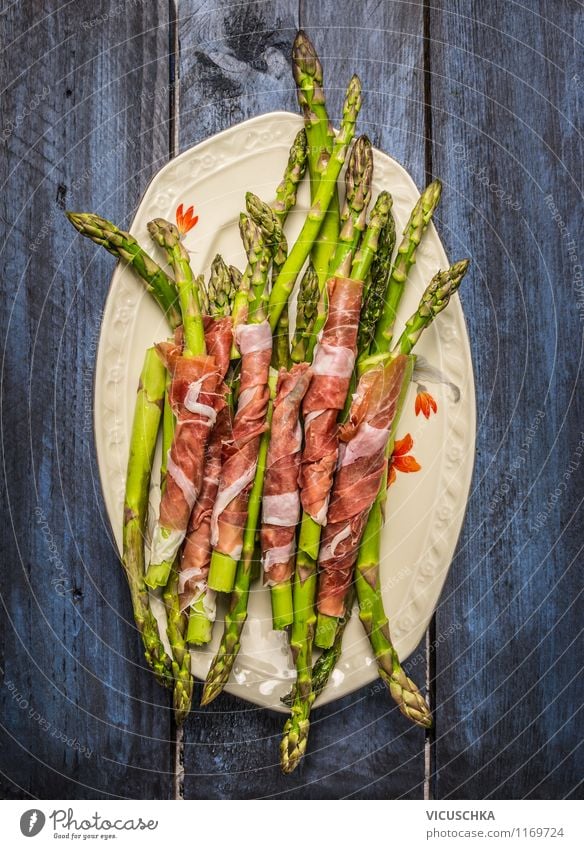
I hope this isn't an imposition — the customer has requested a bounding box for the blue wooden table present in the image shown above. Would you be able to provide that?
[1,1,582,800]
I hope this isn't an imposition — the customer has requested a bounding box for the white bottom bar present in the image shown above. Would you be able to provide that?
[3,799,582,848]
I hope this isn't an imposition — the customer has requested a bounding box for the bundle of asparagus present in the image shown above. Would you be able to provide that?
[67,30,471,772]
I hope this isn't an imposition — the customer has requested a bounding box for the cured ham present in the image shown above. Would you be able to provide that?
[178,317,233,611]
[210,320,272,561]
[299,276,363,525]
[317,354,409,617]
[202,316,233,386]
[146,316,231,580]
[179,406,230,610]
[261,363,312,586]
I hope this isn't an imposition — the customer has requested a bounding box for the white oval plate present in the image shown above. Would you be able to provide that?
[94,111,475,713]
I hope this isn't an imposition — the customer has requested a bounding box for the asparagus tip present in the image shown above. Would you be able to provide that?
[280,717,310,774]
[200,683,219,707]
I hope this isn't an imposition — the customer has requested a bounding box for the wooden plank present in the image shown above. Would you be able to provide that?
[182,683,424,799]
[428,0,584,798]
[301,2,428,187]
[177,0,300,149]
[0,0,174,799]
[179,1,428,798]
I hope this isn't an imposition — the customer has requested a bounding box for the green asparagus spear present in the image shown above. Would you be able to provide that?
[228,265,242,310]
[160,374,193,724]
[122,348,174,688]
[268,131,308,373]
[291,264,319,363]
[268,74,362,331]
[350,190,393,282]
[395,260,470,354]
[196,273,210,316]
[355,432,432,728]
[292,30,341,287]
[238,214,272,322]
[328,135,374,278]
[146,218,206,357]
[272,128,308,220]
[66,212,181,329]
[246,192,288,271]
[273,308,291,371]
[270,132,308,296]
[281,587,355,708]
[357,208,396,355]
[373,180,442,353]
[207,255,234,317]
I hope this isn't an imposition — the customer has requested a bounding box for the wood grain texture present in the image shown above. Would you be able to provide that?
[178,0,429,799]
[181,680,425,800]
[1,0,582,801]
[427,0,584,799]
[0,0,174,799]
[177,0,300,149]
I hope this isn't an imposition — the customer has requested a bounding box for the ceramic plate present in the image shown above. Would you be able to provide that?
[94,111,475,712]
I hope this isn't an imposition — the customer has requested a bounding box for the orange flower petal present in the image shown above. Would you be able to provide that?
[393,454,421,474]
[415,390,437,419]
[387,465,397,487]
[175,203,198,237]
[393,433,413,456]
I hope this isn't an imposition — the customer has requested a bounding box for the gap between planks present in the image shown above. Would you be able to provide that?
[423,0,437,802]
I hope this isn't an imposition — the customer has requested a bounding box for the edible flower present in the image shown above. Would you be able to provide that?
[175,203,199,237]
[388,433,421,487]
[415,387,438,419]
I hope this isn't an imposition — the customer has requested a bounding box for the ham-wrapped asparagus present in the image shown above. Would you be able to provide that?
[144,219,224,589]
[163,264,239,708]
[178,316,233,618]
[148,343,224,570]
[261,363,312,586]
[299,275,363,525]
[208,319,273,589]
[317,353,411,617]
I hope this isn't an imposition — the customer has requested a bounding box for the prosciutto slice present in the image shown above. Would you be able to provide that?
[210,320,272,561]
[201,316,233,387]
[261,363,312,586]
[179,317,233,611]
[299,276,363,525]
[317,354,409,617]
[147,315,231,572]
